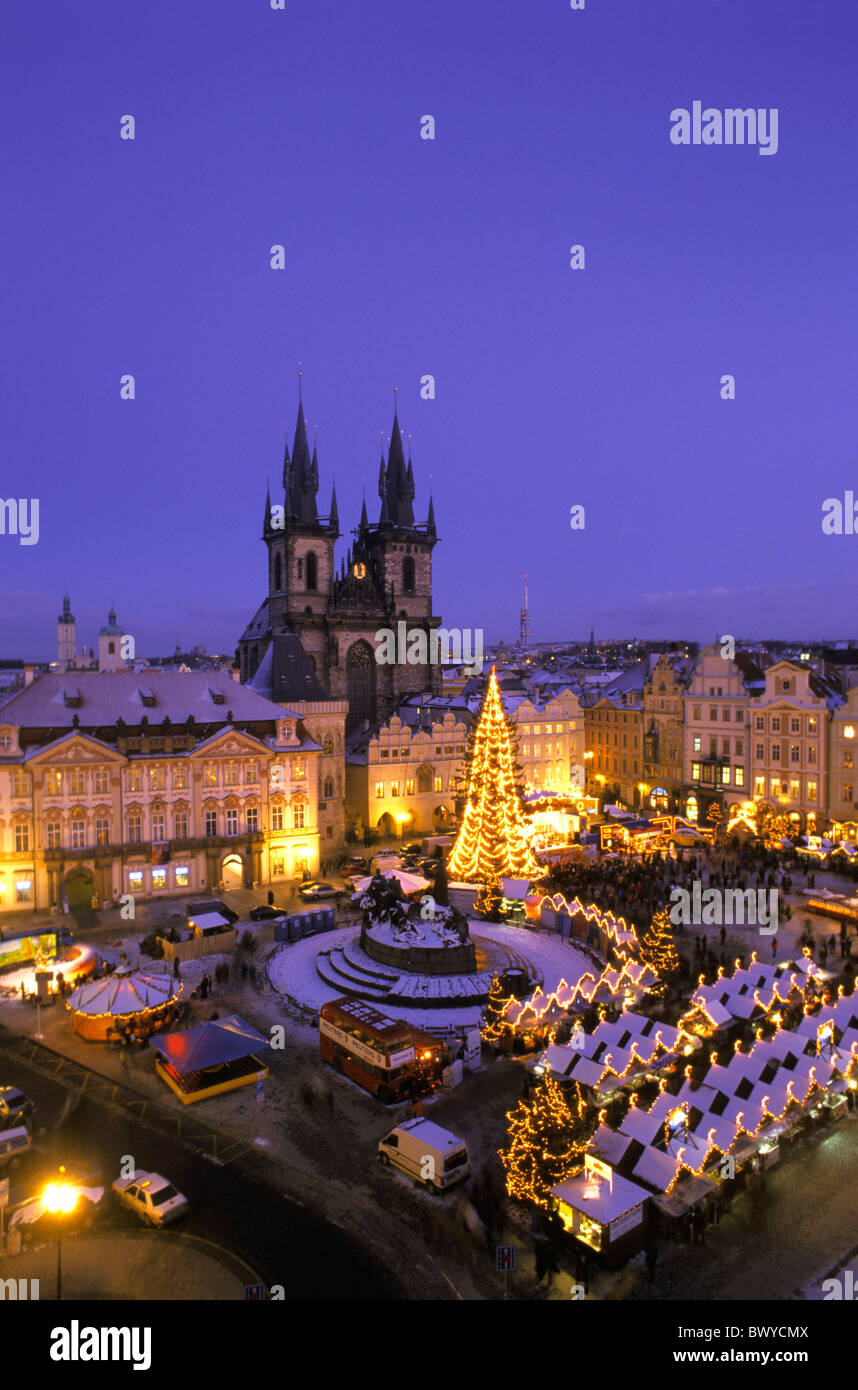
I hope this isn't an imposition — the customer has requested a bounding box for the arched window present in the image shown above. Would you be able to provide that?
[274,553,282,591]
[403,555,416,593]
[323,735,333,755]
[306,552,318,591]
[323,776,334,799]
[108,642,115,655]
[417,764,433,794]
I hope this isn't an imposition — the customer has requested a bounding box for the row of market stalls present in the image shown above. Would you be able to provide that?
[522,892,641,963]
[678,952,834,1040]
[540,961,858,1265]
[496,960,660,1051]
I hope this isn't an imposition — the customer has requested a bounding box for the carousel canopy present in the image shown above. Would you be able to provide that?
[67,968,180,1017]
[353,869,429,895]
[151,1014,268,1074]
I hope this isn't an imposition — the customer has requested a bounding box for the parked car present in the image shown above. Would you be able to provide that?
[378,1119,470,1194]
[403,842,424,856]
[344,855,368,872]
[0,1126,32,1166]
[112,1171,189,1228]
[186,898,239,925]
[249,905,281,920]
[0,1087,34,1129]
[418,860,439,878]
[299,882,341,901]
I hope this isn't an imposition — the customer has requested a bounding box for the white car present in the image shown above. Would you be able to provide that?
[112,1171,189,1227]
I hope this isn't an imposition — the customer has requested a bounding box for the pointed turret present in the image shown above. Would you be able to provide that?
[263,480,272,534]
[359,493,369,533]
[328,480,339,535]
[281,428,290,490]
[426,492,437,538]
[384,412,414,526]
[286,401,319,524]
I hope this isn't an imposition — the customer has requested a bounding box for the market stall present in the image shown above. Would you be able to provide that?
[66,966,182,1041]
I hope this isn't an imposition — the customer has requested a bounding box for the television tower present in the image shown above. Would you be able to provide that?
[519,573,531,647]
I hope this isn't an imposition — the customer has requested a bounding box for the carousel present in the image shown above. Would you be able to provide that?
[66,964,183,1041]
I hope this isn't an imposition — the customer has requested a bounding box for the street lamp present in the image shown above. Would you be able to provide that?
[42,1171,79,1301]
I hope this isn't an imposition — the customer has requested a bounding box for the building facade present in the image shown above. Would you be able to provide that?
[346,710,467,840]
[506,689,585,796]
[748,661,834,834]
[584,665,645,808]
[641,653,689,813]
[682,644,759,822]
[0,671,322,914]
[828,685,858,833]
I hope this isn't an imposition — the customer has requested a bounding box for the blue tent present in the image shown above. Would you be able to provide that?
[151,1014,269,1076]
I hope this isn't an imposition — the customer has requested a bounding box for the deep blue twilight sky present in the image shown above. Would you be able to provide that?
[3,0,858,660]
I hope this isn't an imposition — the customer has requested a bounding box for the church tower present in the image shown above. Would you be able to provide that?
[57,591,76,668]
[237,384,442,730]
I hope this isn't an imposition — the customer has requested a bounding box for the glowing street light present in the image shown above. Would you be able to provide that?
[42,1169,79,1301]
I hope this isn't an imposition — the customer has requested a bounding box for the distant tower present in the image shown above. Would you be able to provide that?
[57,590,76,667]
[519,574,530,648]
[98,606,125,671]
[588,626,596,657]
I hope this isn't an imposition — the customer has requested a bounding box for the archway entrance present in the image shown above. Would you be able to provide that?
[433,805,448,831]
[346,641,376,732]
[221,853,245,889]
[64,868,94,912]
[376,812,397,839]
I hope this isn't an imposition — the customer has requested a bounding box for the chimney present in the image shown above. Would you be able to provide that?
[23,664,35,687]
[231,667,241,683]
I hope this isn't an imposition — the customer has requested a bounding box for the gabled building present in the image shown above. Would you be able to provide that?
[641,652,691,813]
[682,644,763,822]
[346,708,467,840]
[748,661,839,834]
[583,662,646,808]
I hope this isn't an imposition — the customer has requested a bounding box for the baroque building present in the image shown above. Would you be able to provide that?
[237,390,442,732]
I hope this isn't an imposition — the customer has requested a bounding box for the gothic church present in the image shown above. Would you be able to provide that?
[237,390,442,730]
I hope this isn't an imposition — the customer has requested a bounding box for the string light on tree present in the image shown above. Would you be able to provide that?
[447,667,538,884]
[498,1076,595,1210]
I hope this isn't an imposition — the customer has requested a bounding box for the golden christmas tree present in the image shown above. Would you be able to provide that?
[481,975,512,1045]
[640,906,680,982]
[447,667,538,883]
[499,1076,594,1210]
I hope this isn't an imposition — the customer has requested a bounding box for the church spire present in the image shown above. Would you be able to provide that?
[263,478,272,534]
[286,396,319,525]
[328,478,339,536]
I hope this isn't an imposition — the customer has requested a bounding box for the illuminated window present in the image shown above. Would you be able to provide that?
[128,814,142,842]
[225,809,238,835]
[173,765,188,789]
[152,867,166,890]
[293,803,305,829]
[406,779,415,795]
[808,717,818,735]
[205,766,218,787]
[150,767,165,791]
[375,783,384,799]
[692,737,701,752]
[807,781,817,802]
[245,761,259,784]
[770,778,780,798]
[15,878,32,903]
[693,706,701,720]
[735,767,744,787]
[95,817,109,846]
[691,762,701,781]
[789,780,800,801]
[721,767,731,784]
[128,870,144,890]
[69,769,86,795]
[754,777,765,797]
[808,746,817,764]
[845,784,854,804]
[390,781,400,798]
[845,726,856,740]
[844,750,854,769]
[45,820,61,848]
[12,770,29,797]
[94,768,109,794]
[14,823,30,852]
[175,865,189,887]
[225,763,239,787]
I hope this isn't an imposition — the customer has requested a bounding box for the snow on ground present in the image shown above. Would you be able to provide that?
[268,920,594,1032]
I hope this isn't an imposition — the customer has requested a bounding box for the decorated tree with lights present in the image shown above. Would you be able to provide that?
[481,975,512,1046]
[706,801,725,846]
[499,1077,595,1210]
[640,906,680,984]
[447,668,538,885]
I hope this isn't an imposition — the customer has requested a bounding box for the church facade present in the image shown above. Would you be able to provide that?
[237,392,443,732]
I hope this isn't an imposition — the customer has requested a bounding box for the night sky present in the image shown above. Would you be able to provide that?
[3,0,858,659]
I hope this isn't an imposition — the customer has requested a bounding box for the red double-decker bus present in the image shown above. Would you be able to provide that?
[319,997,443,1103]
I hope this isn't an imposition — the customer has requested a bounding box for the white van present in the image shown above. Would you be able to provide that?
[0,1126,32,1165]
[378,1118,470,1194]
[370,852,402,875]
